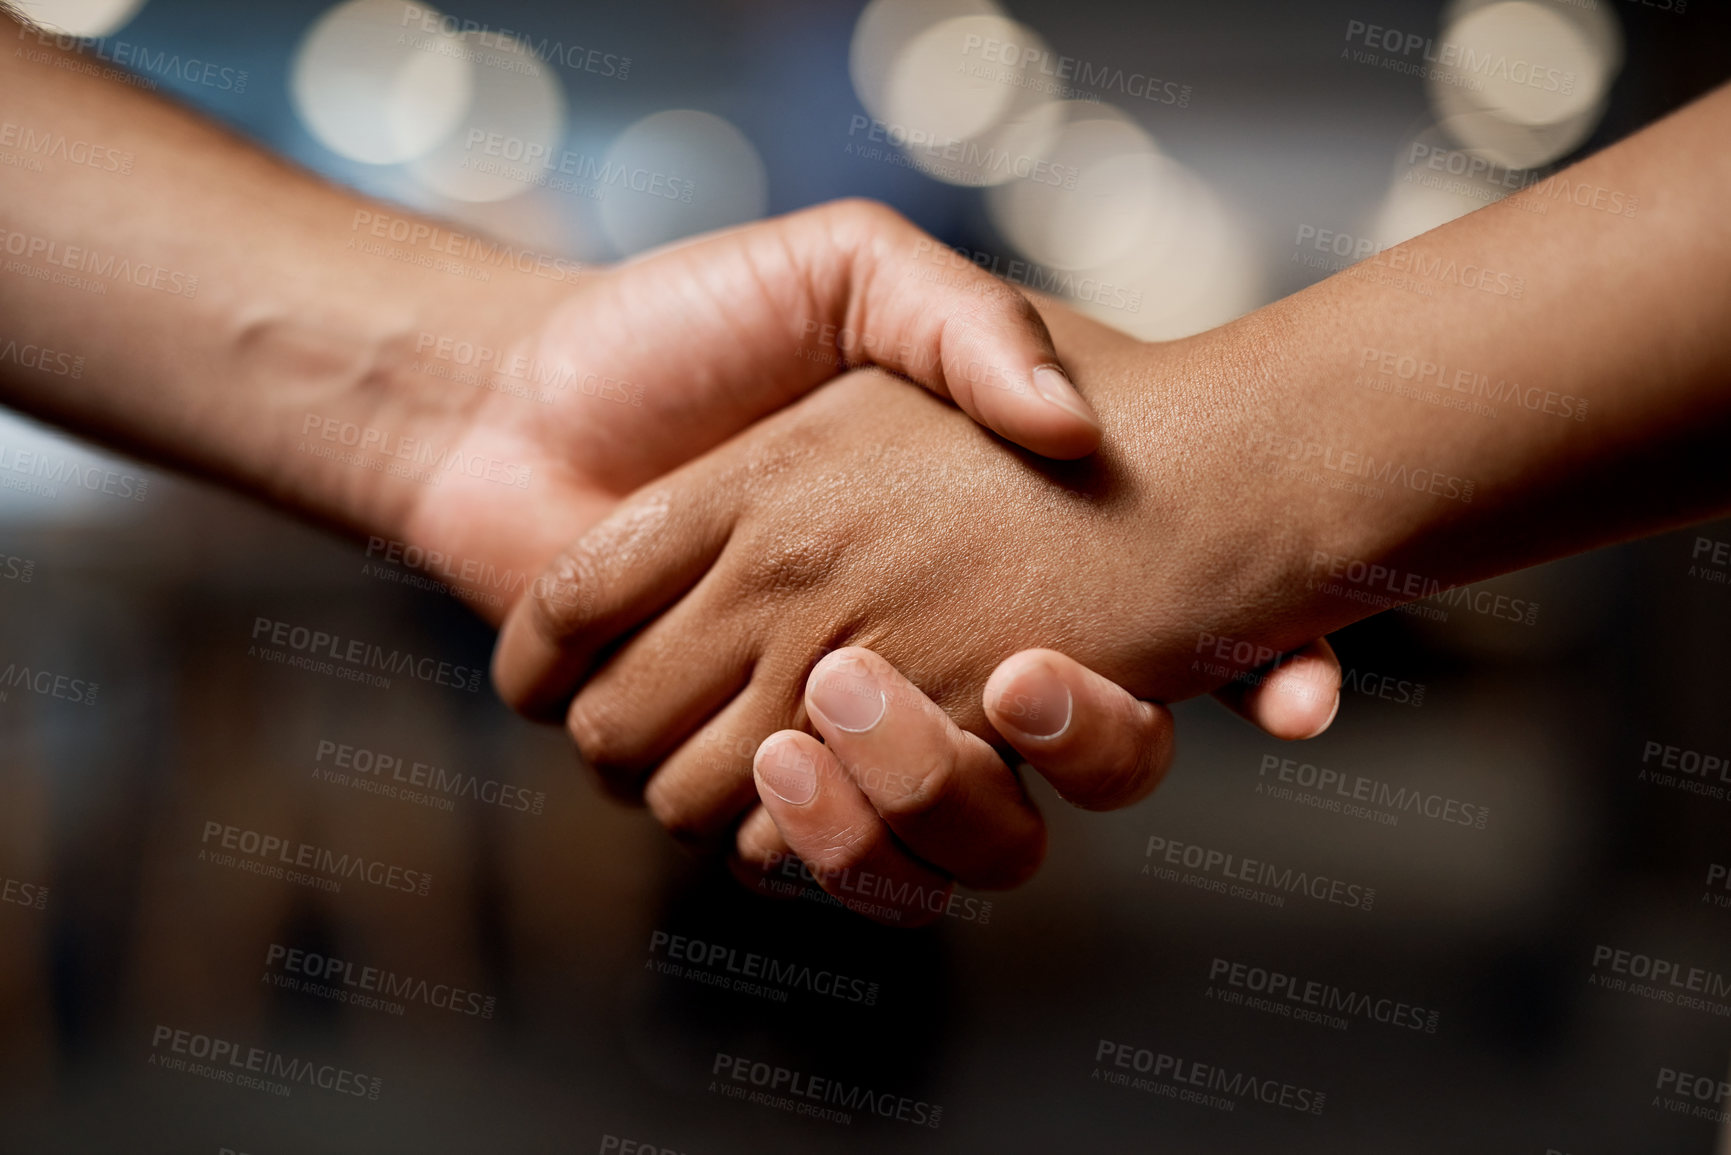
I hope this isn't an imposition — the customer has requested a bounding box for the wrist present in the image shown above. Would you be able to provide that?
[1086,312,1382,698]
[1161,298,1475,661]
[243,240,568,549]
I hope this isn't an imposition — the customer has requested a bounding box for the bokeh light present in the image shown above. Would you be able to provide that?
[427,188,577,259]
[0,410,155,525]
[1371,122,1524,248]
[13,0,147,37]
[988,103,1171,271]
[290,0,475,166]
[881,14,1020,144]
[597,110,767,257]
[407,31,567,203]
[987,103,1257,339]
[1078,168,1259,340]
[850,1,1060,188]
[1426,0,1622,170]
[848,0,999,125]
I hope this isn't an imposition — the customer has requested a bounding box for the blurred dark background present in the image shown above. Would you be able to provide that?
[1,0,1729,1151]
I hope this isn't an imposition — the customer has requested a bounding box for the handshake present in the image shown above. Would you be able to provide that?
[6,18,1722,926]
[394,200,1345,926]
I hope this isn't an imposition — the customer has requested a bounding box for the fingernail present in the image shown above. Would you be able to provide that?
[993,657,1073,740]
[1031,364,1100,428]
[1303,691,1342,740]
[809,655,887,733]
[757,738,817,806]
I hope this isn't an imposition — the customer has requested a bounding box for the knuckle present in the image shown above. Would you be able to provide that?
[644,765,758,850]
[799,820,889,878]
[689,724,762,776]
[528,546,599,642]
[827,196,901,234]
[734,530,849,598]
[525,491,679,641]
[648,798,725,853]
[566,696,639,780]
[965,820,1047,891]
[875,752,959,823]
[733,809,786,867]
[945,265,1028,315]
[1073,733,1165,811]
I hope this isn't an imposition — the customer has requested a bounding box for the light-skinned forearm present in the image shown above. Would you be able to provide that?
[0,16,562,543]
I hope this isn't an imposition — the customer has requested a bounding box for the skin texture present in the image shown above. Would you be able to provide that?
[394,199,1115,629]
[495,339,1322,850]
[497,82,1731,915]
[0,12,1335,922]
[0,17,1110,613]
[734,636,1336,925]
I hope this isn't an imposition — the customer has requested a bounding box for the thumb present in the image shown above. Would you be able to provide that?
[779,199,1101,459]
